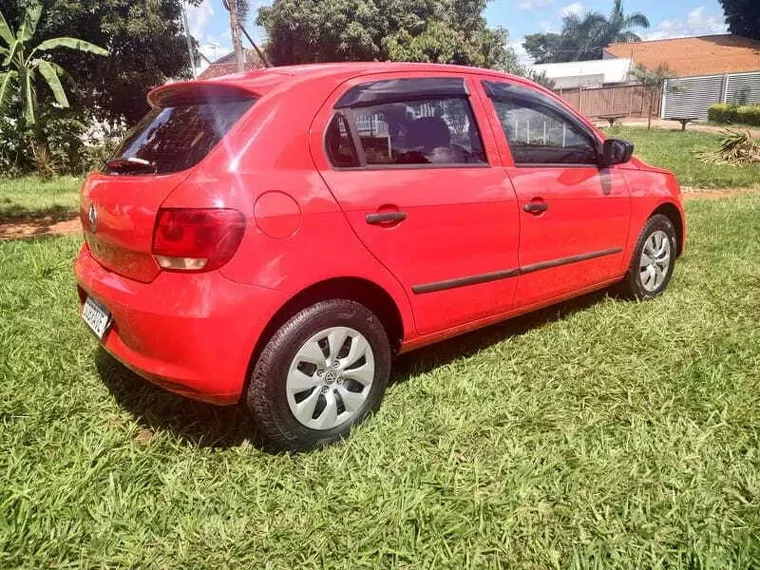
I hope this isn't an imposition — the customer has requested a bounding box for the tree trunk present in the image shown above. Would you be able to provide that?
[228,1,245,73]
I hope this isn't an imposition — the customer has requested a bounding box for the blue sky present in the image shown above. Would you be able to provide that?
[186,0,728,67]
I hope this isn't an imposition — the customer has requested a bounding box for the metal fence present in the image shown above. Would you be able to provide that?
[555,84,661,119]
[662,71,760,120]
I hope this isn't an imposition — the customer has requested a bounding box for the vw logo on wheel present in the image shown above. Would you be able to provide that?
[87,204,98,233]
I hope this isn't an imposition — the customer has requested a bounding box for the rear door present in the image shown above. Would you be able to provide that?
[81,92,254,282]
[477,79,631,308]
[312,74,520,335]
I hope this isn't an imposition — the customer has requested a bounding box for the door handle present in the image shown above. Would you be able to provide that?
[523,202,549,215]
[366,211,407,225]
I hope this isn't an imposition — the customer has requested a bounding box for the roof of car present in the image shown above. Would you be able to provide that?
[209,62,516,91]
[150,63,532,107]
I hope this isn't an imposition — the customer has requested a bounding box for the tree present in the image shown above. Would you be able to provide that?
[1,0,201,124]
[0,4,107,125]
[719,0,760,40]
[256,0,520,72]
[523,0,649,63]
[631,63,677,129]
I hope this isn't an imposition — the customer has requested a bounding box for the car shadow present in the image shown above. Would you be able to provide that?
[390,290,609,385]
[96,290,610,451]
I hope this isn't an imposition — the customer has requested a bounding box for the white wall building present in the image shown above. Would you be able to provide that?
[529,58,634,89]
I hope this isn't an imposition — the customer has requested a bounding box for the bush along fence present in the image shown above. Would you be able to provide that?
[708,103,760,126]
[554,84,662,119]
[662,71,760,121]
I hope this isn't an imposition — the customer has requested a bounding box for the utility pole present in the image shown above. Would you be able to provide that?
[180,2,197,79]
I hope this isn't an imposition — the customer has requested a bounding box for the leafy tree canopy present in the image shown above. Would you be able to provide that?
[523,0,649,63]
[719,0,760,40]
[1,0,201,124]
[257,0,520,72]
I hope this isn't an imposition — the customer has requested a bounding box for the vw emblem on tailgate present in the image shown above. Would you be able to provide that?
[88,204,98,233]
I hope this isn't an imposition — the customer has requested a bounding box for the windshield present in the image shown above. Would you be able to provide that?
[105,98,255,175]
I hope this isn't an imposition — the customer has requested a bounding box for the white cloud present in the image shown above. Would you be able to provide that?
[559,2,584,18]
[517,0,554,10]
[510,39,534,67]
[540,20,557,33]
[646,7,728,41]
[185,1,215,41]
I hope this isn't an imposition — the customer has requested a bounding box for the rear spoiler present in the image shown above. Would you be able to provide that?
[148,82,257,108]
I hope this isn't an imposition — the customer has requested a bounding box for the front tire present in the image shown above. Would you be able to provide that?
[617,214,677,300]
[247,299,391,452]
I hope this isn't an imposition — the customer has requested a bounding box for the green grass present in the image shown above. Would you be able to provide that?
[605,127,760,189]
[0,176,80,222]
[2,195,760,567]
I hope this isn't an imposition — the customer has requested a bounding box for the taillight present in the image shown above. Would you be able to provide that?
[152,208,246,272]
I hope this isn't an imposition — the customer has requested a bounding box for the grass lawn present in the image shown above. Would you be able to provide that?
[605,127,760,189]
[0,176,80,222]
[2,192,759,567]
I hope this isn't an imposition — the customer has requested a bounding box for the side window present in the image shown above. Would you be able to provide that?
[484,81,599,166]
[325,113,360,168]
[350,98,486,166]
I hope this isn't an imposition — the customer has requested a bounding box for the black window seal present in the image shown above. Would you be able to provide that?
[335,77,469,110]
[482,80,603,166]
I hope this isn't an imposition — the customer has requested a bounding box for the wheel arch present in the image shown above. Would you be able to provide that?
[244,277,405,395]
[650,202,684,256]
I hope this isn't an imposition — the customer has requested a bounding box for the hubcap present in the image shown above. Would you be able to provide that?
[286,326,375,430]
[639,230,671,292]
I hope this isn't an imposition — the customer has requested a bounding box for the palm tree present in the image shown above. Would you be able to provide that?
[596,0,650,47]
[0,4,107,125]
[223,0,249,73]
[524,0,649,63]
[564,0,649,60]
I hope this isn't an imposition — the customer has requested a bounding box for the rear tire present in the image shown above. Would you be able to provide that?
[247,299,391,452]
[617,214,677,300]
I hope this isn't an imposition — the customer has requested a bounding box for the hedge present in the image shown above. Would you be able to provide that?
[709,103,760,126]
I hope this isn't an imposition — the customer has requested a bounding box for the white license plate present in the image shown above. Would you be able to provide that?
[82,296,112,339]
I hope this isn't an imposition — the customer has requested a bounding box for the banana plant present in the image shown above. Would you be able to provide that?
[0,4,108,125]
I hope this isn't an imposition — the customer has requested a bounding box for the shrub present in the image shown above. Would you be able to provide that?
[737,105,760,126]
[708,104,740,124]
[708,103,760,126]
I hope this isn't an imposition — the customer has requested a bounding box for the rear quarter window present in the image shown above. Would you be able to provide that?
[105,99,255,175]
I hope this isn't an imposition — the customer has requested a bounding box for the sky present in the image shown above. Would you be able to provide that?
[185,0,729,69]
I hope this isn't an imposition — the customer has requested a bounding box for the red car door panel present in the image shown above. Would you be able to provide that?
[311,73,520,335]
[476,78,631,308]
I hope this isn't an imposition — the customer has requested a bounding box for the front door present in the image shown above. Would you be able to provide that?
[312,74,520,335]
[478,79,631,308]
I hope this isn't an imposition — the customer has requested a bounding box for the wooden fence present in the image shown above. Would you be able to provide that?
[555,85,662,119]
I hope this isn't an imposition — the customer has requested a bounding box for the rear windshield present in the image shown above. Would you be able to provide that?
[105,99,255,175]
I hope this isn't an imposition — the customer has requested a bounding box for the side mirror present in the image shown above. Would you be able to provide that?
[602,139,634,166]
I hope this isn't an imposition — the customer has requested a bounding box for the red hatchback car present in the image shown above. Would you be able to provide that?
[76,63,685,451]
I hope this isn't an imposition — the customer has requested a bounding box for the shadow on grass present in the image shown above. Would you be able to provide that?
[0,203,79,239]
[96,290,609,451]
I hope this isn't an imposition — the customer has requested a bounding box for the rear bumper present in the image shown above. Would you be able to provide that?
[75,245,285,405]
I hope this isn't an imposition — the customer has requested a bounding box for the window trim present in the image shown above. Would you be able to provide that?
[334,77,469,109]
[482,80,603,168]
[324,90,490,171]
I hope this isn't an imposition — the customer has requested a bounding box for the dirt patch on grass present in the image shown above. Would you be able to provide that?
[682,187,759,201]
[0,214,80,240]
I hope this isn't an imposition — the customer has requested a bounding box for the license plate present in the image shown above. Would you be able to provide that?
[82,296,112,339]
